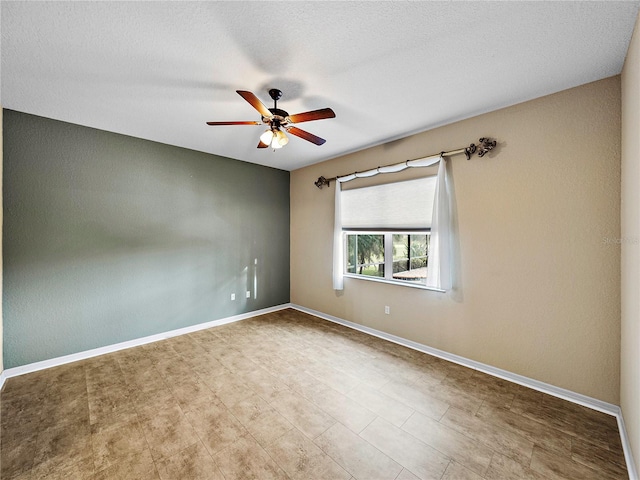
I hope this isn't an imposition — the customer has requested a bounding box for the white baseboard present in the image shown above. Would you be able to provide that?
[290,304,638,480]
[0,303,291,390]
[617,410,639,480]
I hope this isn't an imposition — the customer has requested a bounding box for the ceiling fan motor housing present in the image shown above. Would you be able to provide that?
[268,89,283,101]
[266,108,290,125]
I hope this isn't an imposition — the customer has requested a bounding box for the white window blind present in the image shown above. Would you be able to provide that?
[340,176,437,230]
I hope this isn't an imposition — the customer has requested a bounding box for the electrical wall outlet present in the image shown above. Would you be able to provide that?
[384,306,390,314]
[246,290,251,298]
[231,293,236,301]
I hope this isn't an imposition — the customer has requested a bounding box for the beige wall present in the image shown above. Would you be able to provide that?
[291,77,621,404]
[621,11,640,474]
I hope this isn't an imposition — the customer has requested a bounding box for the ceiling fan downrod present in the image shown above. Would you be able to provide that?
[268,88,283,109]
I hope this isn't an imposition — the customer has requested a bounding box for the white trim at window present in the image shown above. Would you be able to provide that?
[343,230,444,292]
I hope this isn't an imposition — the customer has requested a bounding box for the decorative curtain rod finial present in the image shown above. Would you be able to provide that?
[314,176,330,189]
[465,137,497,159]
[477,137,497,157]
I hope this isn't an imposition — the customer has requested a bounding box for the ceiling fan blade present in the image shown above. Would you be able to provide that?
[236,90,272,118]
[288,108,336,124]
[206,121,262,125]
[287,126,326,146]
[257,140,269,148]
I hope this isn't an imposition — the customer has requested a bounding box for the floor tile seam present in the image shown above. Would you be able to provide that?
[133,399,188,470]
[154,439,219,479]
[350,383,417,420]
[348,426,411,477]
[524,404,592,431]
[250,430,297,480]
[359,415,458,472]
[567,426,614,455]
[142,423,201,468]
[183,408,236,460]
[355,413,378,436]
[399,411,493,475]
[377,385,451,423]
[536,446,619,480]
[88,405,140,434]
[302,381,380,426]
[45,454,97,478]
[568,447,630,477]
[394,465,430,480]
[437,406,539,471]
[481,452,498,478]
[302,418,336,445]
[165,371,218,401]
[473,405,576,461]
[256,421,299,452]
[446,402,538,441]
[315,421,407,475]
[507,405,615,453]
[89,411,153,476]
[326,394,387,429]
[331,363,393,389]
[437,461,464,480]
[308,432,360,479]
[302,392,368,435]
[528,445,615,480]
[29,436,93,471]
[533,441,627,477]
[271,396,339,439]
[0,453,35,480]
[220,398,257,443]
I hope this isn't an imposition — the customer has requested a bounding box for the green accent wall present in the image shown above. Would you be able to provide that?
[3,110,290,368]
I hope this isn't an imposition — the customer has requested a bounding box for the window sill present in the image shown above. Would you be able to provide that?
[343,273,446,292]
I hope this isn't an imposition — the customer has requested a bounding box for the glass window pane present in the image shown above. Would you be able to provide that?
[344,231,430,286]
[350,234,384,277]
[392,234,409,278]
[393,234,408,261]
[410,257,427,270]
[355,234,384,277]
[409,234,428,270]
[346,235,357,273]
[410,235,427,256]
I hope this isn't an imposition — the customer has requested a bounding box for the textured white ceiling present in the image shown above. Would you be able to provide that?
[2,1,639,171]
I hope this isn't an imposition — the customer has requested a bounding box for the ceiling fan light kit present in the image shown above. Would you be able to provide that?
[260,126,290,149]
[207,88,335,150]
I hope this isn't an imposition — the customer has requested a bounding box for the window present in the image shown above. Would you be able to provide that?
[345,232,430,286]
[340,175,437,289]
[392,233,429,277]
[346,233,385,277]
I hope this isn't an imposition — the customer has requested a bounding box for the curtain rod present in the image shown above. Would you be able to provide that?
[314,137,497,189]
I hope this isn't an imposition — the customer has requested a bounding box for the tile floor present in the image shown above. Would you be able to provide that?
[0,308,628,479]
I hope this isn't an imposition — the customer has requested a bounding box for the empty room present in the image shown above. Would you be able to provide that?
[1,2,640,479]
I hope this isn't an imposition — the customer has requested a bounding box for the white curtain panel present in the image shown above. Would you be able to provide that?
[426,158,453,290]
[332,180,345,290]
[337,154,441,183]
[405,154,441,168]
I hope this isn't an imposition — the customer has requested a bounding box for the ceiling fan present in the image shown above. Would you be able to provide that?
[206,89,336,149]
